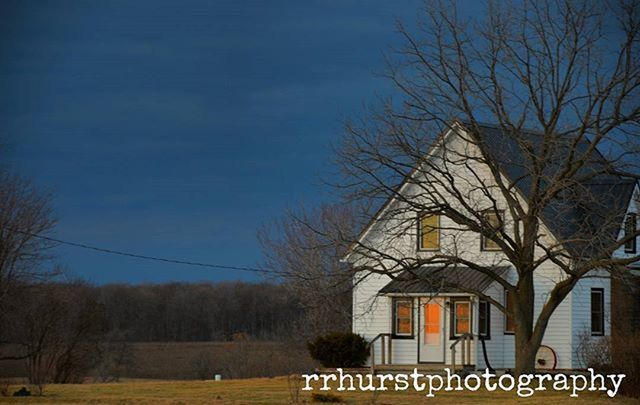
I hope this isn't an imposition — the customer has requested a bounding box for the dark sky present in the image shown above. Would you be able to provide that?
[1,0,440,283]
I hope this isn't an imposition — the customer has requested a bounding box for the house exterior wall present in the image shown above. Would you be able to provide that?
[570,273,610,368]
[476,282,509,369]
[353,273,419,365]
[353,271,579,369]
[350,126,611,370]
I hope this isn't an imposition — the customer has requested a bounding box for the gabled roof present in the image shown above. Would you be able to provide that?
[379,265,510,295]
[465,121,637,257]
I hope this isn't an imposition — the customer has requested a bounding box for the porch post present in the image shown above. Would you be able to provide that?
[371,342,375,374]
[452,346,456,371]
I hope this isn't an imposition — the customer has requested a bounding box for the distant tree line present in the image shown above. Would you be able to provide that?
[1,280,310,346]
[97,281,304,342]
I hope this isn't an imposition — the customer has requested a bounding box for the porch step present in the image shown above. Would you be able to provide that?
[372,364,472,374]
[373,364,450,371]
[317,364,477,375]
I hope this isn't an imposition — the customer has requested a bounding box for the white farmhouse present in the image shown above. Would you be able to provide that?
[343,121,639,372]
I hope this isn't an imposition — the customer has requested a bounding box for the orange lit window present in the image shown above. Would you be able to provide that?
[419,214,440,250]
[454,302,470,336]
[394,299,413,336]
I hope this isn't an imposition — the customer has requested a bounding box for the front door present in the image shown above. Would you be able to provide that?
[420,298,445,362]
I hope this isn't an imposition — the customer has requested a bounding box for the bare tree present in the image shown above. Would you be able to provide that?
[0,171,56,312]
[0,171,57,362]
[339,0,640,374]
[0,282,106,392]
[258,204,356,338]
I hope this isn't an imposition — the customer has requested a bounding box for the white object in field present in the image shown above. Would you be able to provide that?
[214,374,222,381]
[535,345,557,370]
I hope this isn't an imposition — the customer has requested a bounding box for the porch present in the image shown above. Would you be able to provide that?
[366,266,507,372]
[368,332,480,374]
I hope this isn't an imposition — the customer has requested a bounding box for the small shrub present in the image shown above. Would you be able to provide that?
[307,332,369,368]
[311,392,342,403]
[575,330,611,369]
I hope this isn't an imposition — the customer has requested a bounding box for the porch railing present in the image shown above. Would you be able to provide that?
[450,333,473,371]
[369,333,392,374]
[370,332,480,373]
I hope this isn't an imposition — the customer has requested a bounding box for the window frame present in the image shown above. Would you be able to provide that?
[504,289,515,335]
[624,213,637,254]
[392,298,414,339]
[478,300,491,339]
[449,299,472,339]
[417,213,441,251]
[481,210,504,251]
[591,288,605,336]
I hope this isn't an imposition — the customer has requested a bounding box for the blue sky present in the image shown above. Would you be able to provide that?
[0,0,433,283]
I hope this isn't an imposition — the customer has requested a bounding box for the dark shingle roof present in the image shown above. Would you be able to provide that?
[463,121,637,257]
[379,265,510,295]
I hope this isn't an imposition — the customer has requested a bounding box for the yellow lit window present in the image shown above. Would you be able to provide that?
[419,214,440,250]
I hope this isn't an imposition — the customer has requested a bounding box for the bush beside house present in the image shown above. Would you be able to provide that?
[307,333,369,368]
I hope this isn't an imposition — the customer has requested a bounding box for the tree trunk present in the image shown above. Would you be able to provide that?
[513,272,537,375]
[514,340,538,375]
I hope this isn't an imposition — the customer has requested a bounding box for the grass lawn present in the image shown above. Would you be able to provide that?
[0,377,636,404]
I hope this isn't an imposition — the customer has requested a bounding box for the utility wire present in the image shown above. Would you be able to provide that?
[11,229,275,275]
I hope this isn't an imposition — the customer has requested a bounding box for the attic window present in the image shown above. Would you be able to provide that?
[481,210,503,251]
[624,213,637,254]
[418,214,440,251]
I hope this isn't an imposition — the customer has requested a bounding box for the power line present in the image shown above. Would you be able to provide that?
[12,229,275,275]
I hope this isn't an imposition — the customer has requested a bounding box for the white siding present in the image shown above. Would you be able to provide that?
[536,264,573,370]
[570,273,610,368]
[477,282,510,369]
[353,274,419,364]
[477,263,573,370]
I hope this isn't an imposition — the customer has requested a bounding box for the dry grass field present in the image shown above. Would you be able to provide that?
[0,377,637,404]
[0,341,314,380]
